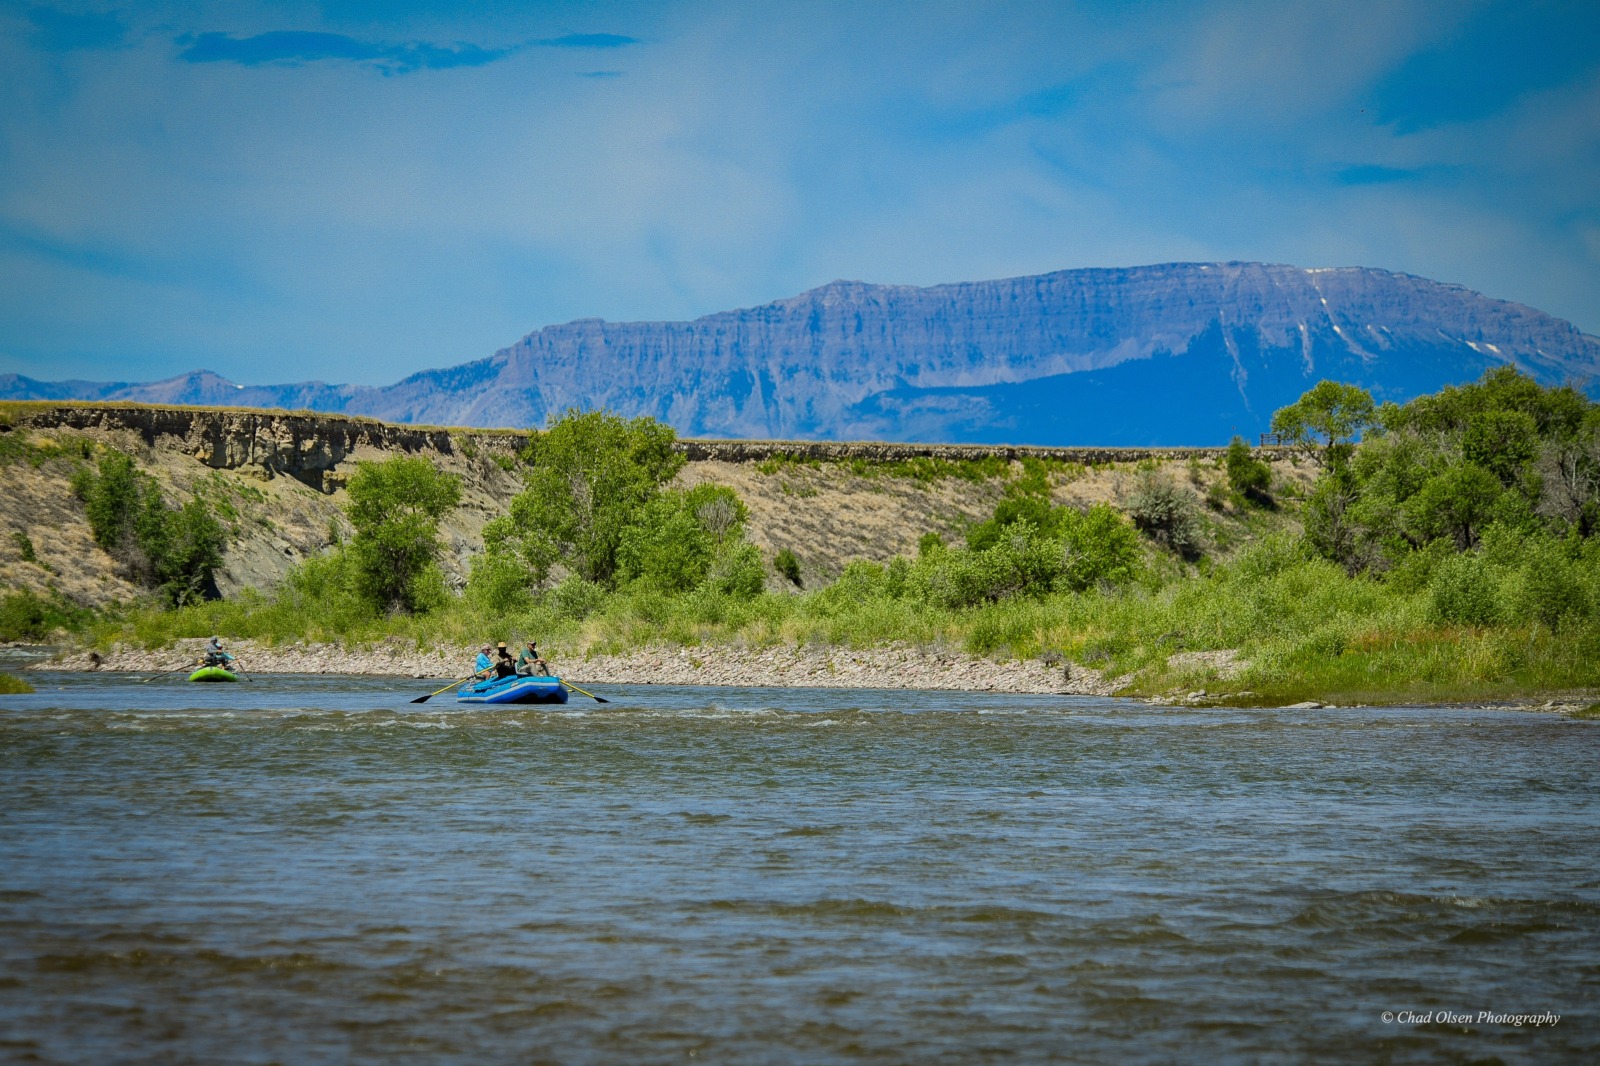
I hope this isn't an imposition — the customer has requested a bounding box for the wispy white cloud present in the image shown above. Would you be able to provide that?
[175,30,513,73]
[0,0,1596,389]
[172,25,635,75]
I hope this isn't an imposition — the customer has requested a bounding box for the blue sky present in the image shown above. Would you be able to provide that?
[2,0,1598,386]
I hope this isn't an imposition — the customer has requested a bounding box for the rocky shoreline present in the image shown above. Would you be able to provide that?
[32,637,1122,696]
[22,639,1596,713]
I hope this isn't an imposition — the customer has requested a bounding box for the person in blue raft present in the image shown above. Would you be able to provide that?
[473,643,517,679]
[516,640,550,677]
[452,639,578,705]
[450,639,604,704]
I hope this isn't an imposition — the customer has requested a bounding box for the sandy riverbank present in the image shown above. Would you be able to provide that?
[32,637,1122,696]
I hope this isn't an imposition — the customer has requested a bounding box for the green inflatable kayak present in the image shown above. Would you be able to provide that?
[188,666,238,682]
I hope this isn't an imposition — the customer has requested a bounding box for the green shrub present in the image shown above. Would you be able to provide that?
[774,548,802,586]
[1383,538,1454,594]
[1503,534,1590,627]
[466,551,534,614]
[547,575,609,620]
[1225,436,1272,503]
[0,589,92,642]
[1125,472,1203,558]
[966,495,1056,550]
[1056,504,1143,591]
[0,672,34,694]
[706,541,766,598]
[1430,554,1502,625]
[1230,533,1308,583]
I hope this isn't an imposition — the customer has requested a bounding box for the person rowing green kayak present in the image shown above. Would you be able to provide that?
[202,637,238,671]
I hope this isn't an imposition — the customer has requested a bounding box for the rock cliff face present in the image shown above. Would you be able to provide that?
[0,405,527,603]
[12,404,520,492]
[6,262,1596,443]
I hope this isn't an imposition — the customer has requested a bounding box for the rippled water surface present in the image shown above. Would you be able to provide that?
[2,673,1597,1063]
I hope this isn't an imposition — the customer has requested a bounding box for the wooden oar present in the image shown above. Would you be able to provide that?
[560,680,610,704]
[411,672,481,704]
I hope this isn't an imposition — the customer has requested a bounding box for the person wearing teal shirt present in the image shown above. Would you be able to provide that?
[516,640,549,677]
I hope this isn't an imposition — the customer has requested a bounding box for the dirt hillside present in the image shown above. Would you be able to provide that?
[0,402,1311,607]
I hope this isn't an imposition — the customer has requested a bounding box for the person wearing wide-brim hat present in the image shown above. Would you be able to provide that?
[493,641,517,678]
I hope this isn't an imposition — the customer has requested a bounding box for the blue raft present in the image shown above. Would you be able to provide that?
[455,674,569,705]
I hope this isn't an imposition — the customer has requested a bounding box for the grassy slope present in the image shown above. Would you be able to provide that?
[7,406,1597,705]
[75,457,1600,706]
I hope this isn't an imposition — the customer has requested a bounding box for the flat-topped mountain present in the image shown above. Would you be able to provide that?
[7,262,1597,444]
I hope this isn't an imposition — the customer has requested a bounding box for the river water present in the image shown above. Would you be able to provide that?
[1,673,1595,1064]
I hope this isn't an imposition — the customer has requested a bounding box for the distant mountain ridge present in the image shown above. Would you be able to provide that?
[6,262,1597,444]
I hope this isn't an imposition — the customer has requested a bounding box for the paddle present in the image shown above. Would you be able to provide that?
[411,671,482,704]
[139,660,199,683]
[230,662,254,683]
[560,681,610,704]
[512,636,606,703]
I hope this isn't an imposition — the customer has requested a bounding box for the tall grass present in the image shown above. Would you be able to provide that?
[80,529,1600,704]
[0,672,34,694]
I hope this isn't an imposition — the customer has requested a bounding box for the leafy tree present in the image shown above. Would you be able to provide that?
[73,452,147,554]
[1301,466,1369,573]
[615,484,752,594]
[344,456,462,613]
[488,409,683,586]
[1537,408,1600,536]
[71,452,227,604]
[1288,368,1600,576]
[1270,380,1375,467]
[1402,463,1504,550]
[1393,365,1588,441]
[616,493,713,593]
[1462,409,1539,487]
[157,499,227,606]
